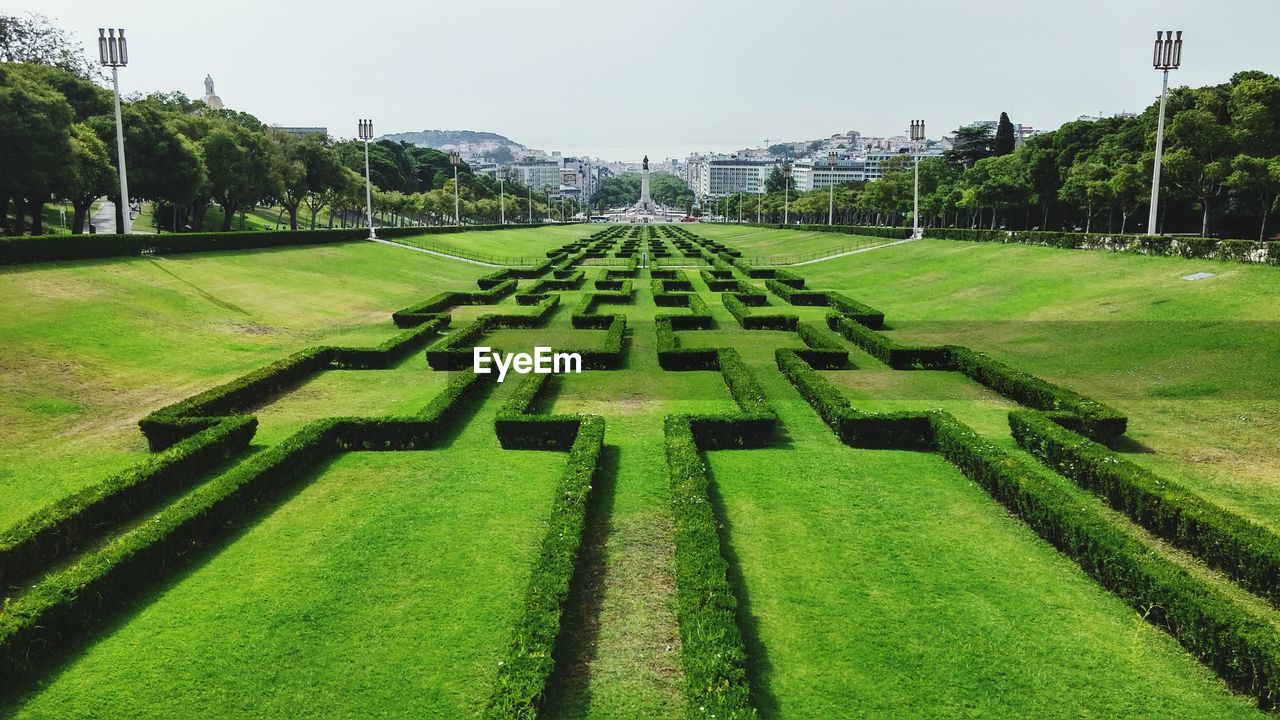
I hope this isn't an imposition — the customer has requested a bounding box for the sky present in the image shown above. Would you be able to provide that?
[19,0,1280,163]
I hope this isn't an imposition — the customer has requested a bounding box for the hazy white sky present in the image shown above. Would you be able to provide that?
[20,0,1280,162]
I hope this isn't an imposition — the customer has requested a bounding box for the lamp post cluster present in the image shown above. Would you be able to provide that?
[544,185,552,222]
[97,28,130,234]
[1148,30,1183,235]
[357,118,376,239]
[782,160,793,225]
[910,119,925,239]
[449,150,461,226]
[498,166,508,224]
[826,150,837,226]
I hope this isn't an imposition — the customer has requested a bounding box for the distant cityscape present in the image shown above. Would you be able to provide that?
[325,110,1137,209]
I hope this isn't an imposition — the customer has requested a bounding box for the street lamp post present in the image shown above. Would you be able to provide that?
[449,150,461,226]
[757,183,763,224]
[910,119,925,239]
[357,118,377,239]
[498,167,507,224]
[826,150,837,226]
[527,178,533,224]
[544,185,552,222]
[1148,30,1182,235]
[98,28,130,235]
[782,161,793,225]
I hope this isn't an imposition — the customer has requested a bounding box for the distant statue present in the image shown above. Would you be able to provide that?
[202,74,223,111]
[642,155,649,171]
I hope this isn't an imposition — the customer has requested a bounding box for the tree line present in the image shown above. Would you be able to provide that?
[0,14,568,236]
[711,74,1280,240]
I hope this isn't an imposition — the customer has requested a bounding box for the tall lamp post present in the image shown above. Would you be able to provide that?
[357,118,377,239]
[527,176,533,224]
[757,183,763,223]
[1148,30,1182,235]
[98,28,130,234]
[544,184,552,222]
[910,119,925,239]
[449,150,461,225]
[498,166,507,224]
[826,150,837,226]
[782,161,793,225]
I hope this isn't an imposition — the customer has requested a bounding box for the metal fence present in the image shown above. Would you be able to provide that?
[743,237,895,266]
[388,236,545,266]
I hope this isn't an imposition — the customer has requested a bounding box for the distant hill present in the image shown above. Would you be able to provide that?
[376,130,532,161]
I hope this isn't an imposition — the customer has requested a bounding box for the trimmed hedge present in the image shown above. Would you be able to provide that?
[666,414,758,720]
[1,371,489,679]
[776,349,933,449]
[723,293,798,331]
[764,279,827,305]
[924,227,1278,265]
[0,223,570,266]
[795,322,848,369]
[0,416,255,590]
[826,314,953,370]
[486,407,605,718]
[932,412,1280,707]
[1011,410,1280,604]
[826,293,885,329]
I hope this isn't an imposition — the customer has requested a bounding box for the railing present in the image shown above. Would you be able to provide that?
[743,237,901,266]
[386,236,545,266]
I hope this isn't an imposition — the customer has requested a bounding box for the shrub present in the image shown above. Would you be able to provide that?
[665,415,758,720]
[723,293,797,331]
[1011,411,1280,604]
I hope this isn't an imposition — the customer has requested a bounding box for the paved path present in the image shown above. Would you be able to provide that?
[89,202,117,234]
[368,238,505,267]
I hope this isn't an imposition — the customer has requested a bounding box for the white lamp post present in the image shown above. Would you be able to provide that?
[782,161,792,225]
[827,150,837,226]
[97,28,130,235]
[449,150,461,225]
[357,119,377,239]
[1148,30,1182,235]
[498,166,507,224]
[544,184,552,222]
[527,177,533,224]
[757,184,762,223]
[910,119,925,239]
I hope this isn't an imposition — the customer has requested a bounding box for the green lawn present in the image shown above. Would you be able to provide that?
[800,238,1280,532]
[3,225,1277,718]
[0,241,485,531]
[693,223,896,257]
[396,225,590,260]
[8,389,564,718]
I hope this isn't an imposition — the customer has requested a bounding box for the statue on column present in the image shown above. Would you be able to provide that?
[203,74,224,111]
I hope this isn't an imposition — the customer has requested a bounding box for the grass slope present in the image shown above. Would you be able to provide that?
[0,241,484,531]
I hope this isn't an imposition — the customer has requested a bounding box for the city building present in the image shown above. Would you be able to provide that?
[686,155,778,198]
[510,156,561,195]
[272,125,328,139]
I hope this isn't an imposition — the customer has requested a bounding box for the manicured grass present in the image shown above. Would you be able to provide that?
[0,242,485,531]
[7,392,564,718]
[5,225,1277,718]
[397,225,589,259]
[693,223,893,257]
[801,238,1280,531]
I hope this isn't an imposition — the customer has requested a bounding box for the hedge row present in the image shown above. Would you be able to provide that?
[0,416,255,591]
[775,349,934,449]
[827,293,885,329]
[485,396,605,717]
[825,315,1126,442]
[1011,411,1280,605]
[665,415,758,720]
[0,372,489,679]
[932,412,1280,707]
[657,317,717,370]
[764,279,827,305]
[0,223,570,266]
[425,296,561,370]
[478,262,553,289]
[723,293,798,331]
[571,290,633,329]
[924,227,1279,265]
[391,280,517,326]
[795,322,848,369]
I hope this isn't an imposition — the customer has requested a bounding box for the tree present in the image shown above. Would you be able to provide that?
[57,123,114,233]
[968,154,1031,229]
[994,112,1016,156]
[1162,106,1235,236]
[945,123,995,168]
[201,124,281,231]
[1226,155,1280,241]
[1108,161,1147,234]
[764,166,791,193]
[88,103,204,232]
[0,13,98,78]
[1059,161,1112,232]
[0,68,73,234]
